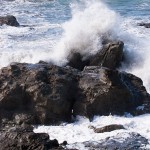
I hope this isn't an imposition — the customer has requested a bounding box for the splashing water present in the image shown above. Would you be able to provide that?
[34,114,150,149]
[1,0,150,149]
[0,0,150,91]
[51,0,118,65]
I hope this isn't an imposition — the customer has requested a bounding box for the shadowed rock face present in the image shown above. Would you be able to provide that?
[89,41,124,69]
[138,22,150,28]
[0,16,19,27]
[67,41,124,70]
[0,125,61,150]
[67,53,89,71]
[0,62,149,126]
[73,66,149,119]
[0,63,78,125]
[0,63,149,126]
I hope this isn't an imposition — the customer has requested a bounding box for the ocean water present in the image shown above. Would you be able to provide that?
[1,0,150,148]
[34,114,150,149]
[0,0,150,90]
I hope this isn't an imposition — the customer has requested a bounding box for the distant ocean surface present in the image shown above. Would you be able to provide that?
[0,0,150,91]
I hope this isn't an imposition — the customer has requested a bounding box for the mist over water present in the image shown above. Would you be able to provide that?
[52,0,118,65]
[0,0,150,91]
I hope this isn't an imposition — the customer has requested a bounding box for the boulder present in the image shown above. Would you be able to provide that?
[67,53,89,71]
[0,15,19,27]
[89,124,125,133]
[0,62,78,125]
[0,125,61,150]
[0,62,149,126]
[138,23,150,28]
[89,41,124,69]
[67,41,124,70]
[73,66,149,118]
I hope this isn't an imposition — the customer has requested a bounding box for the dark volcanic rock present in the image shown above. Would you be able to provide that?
[0,126,61,150]
[89,41,124,69]
[80,132,148,150]
[67,41,124,70]
[138,23,150,28]
[0,63,78,125]
[89,124,125,133]
[0,15,19,27]
[67,53,89,71]
[73,66,149,118]
[0,62,149,126]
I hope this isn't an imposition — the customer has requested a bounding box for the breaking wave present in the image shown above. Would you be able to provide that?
[0,0,150,91]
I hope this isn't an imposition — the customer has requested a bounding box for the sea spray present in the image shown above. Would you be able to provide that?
[116,18,150,92]
[51,0,118,65]
[52,0,150,92]
[34,114,150,149]
[0,0,150,92]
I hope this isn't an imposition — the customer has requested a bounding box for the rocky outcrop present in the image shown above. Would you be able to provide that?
[69,132,148,150]
[0,57,149,149]
[0,125,62,150]
[89,124,125,133]
[73,66,149,119]
[67,41,124,70]
[0,15,19,27]
[138,23,150,28]
[0,62,149,126]
[0,63,78,126]
[89,41,124,69]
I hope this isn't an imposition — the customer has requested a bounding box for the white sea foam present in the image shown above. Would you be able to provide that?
[1,0,150,93]
[52,0,118,65]
[34,114,150,149]
[0,0,119,66]
[0,0,150,89]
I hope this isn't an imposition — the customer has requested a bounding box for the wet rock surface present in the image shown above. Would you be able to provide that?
[0,62,149,127]
[0,63,78,125]
[89,124,125,133]
[73,66,149,118]
[89,41,124,69]
[77,132,149,150]
[67,52,89,71]
[138,22,150,28]
[67,41,124,70]
[0,125,64,150]
[0,15,19,27]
